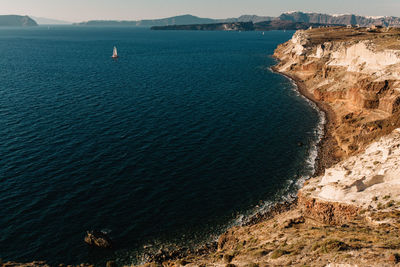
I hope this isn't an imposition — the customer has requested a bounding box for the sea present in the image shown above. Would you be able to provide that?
[0,26,323,266]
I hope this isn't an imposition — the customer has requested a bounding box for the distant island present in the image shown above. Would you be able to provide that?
[74,12,400,28]
[150,21,341,31]
[3,12,399,28]
[0,15,37,26]
[74,14,216,27]
[31,16,71,25]
[73,14,276,27]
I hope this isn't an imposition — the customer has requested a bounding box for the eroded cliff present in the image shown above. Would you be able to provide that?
[274,26,400,158]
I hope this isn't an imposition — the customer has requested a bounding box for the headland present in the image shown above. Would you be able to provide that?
[0,15,37,27]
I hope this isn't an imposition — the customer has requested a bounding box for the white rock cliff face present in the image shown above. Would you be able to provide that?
[285,30,400,80]
[290,30,309,56]
[321,42,400,79]
[302,128,400,214]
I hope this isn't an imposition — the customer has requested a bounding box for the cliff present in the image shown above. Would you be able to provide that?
[280,11,400,27]
[274,26,400,158]
[0,15,37,27]
[301,129,400,225]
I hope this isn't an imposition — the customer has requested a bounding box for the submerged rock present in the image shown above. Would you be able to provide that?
[84,230,113,249]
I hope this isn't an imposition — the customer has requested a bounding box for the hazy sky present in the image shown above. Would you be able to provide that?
[1,0,400,22]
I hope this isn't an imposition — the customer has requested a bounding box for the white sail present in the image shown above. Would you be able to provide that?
[112,46,118,58]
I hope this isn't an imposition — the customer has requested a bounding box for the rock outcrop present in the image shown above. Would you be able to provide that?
[301,129,400,225]
[84,230,113,249]
[298,192,360,225]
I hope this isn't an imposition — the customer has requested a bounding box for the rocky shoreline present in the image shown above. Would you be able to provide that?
[271,69,340,176]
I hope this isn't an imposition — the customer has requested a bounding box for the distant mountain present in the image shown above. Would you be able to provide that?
[217,15,274,23]
[152,22,254,31]
[151,21,340,31]
[75,14,216,27]
[75,12,400,28]
[135,14,216,27]
[75,14,273,27]
[254,20,342,30]
[31,16,71,25]
[0,15,37,26]
[279,11,400,27]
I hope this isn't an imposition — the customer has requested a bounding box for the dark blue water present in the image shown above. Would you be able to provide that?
[0,27,322,265]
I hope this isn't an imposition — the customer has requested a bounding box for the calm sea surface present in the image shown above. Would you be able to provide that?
[0,27,321,265]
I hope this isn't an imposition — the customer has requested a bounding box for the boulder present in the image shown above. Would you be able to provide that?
[84,230,112,249]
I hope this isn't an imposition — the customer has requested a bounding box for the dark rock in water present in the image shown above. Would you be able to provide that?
[297,141,304,147]
[84,230,112,248]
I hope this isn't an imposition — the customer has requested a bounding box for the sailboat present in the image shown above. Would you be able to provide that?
[112,46,118,59]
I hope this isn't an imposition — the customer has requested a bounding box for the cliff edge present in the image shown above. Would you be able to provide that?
[274,26,400,159]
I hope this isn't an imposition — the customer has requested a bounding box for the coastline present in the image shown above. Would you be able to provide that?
[131,54,339,266]
[138,64,328,263]
[135,42,346,266]
[235,63,334,224]
[238,66,332,222]
[137,27,400,266]
[272,68,340,176]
